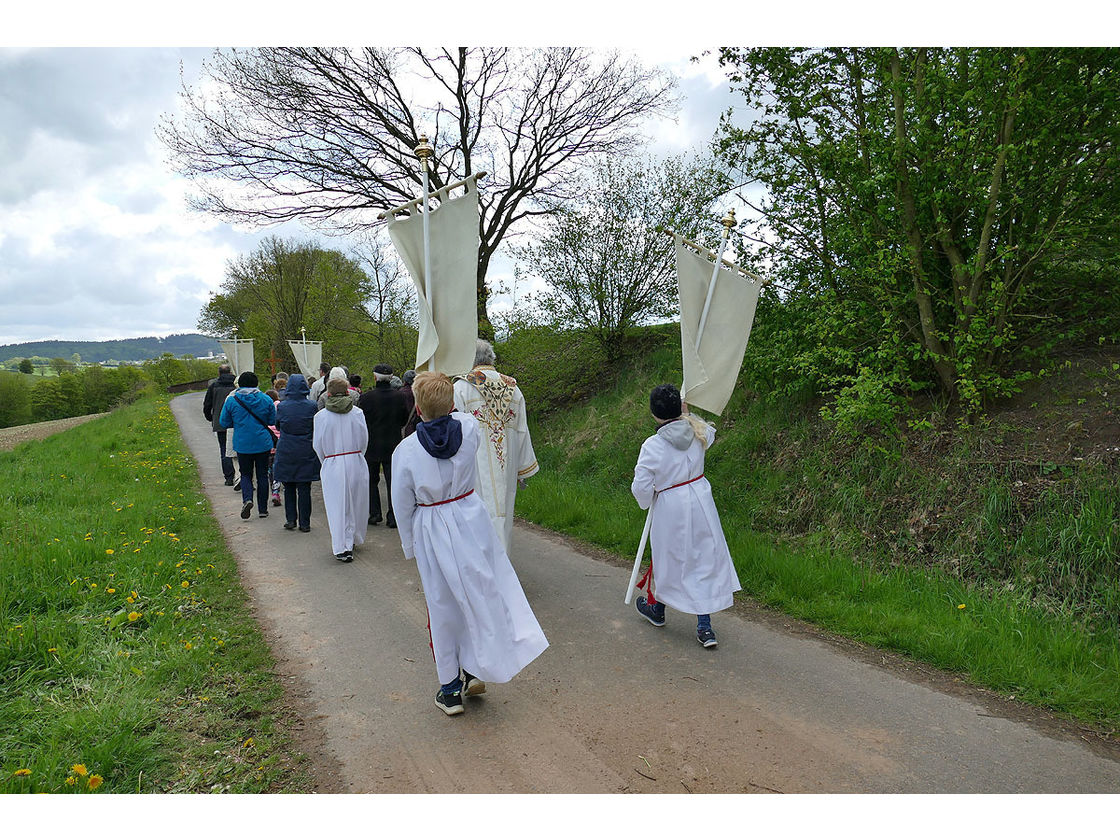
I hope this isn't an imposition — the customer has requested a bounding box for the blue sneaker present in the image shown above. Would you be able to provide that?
[636,596,666,627]
[434,687,464,715]
[696,627,718,648]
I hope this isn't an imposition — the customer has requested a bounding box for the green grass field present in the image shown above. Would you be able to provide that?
[0,396,312,793]
[511,332,1120,731]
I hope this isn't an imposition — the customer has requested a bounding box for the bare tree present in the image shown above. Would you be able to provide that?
[158,47,678,335]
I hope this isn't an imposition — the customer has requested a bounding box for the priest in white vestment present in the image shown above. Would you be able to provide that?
[392,371,548,716]
[631,384,741,648]
[312,376,370,561]
[452,339,539,553]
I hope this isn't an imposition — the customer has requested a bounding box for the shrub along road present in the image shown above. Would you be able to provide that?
[171,392,1120,793]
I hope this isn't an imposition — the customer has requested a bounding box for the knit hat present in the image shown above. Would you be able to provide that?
[237,371,259,389]
[650,384,682,420]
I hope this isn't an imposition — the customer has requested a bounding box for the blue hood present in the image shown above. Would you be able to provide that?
[415,414,462,459]
[283,373,311,399]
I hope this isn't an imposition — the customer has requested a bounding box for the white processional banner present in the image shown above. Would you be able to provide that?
[675,236,762,416]
[386,178,480,376]
[219,339,255,378]
[287,340,322,380]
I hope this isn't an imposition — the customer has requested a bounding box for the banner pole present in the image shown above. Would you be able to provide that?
[415,134,434,373]
[623,209,737,605]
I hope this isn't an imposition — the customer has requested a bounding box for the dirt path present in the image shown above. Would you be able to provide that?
[0,413,109,451]
[171,392,1120,793]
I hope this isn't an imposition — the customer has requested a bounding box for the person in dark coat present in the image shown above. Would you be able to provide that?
[400,369,419,438]
[202,364,238,486]
[356,363,410,528]
[273,373,321,532]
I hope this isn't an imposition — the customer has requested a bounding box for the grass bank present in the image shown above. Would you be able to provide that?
[507,327,1120,731]
[0,395,312,793]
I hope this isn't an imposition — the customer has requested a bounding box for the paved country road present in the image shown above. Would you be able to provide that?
[171,392,1120,794]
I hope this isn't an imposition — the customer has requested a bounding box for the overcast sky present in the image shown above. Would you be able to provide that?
[1,5,1089,347]
[0,45,741,346]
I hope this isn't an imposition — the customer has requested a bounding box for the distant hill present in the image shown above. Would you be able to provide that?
[0,333,223,364]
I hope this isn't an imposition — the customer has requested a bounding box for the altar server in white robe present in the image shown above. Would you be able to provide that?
[452,339,539,553]
[631,383,741,649]
[312,376,370,562]
[393,371,548,716]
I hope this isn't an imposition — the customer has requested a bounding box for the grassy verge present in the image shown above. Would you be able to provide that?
[509,330,1120,731]
[0,395,312,793]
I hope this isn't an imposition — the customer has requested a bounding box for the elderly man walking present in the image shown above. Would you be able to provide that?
[453,339,539,553]
[202,363,238,486]
[357,363,409,528]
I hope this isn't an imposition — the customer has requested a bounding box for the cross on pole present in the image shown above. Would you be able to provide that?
[264,350,284,375]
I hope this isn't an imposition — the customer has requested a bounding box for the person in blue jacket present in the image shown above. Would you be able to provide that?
[219,370,277,520]
[273,373,321,532]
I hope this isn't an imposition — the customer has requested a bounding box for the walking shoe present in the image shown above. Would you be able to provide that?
[233,478,242,492]
[434,688,464,716]
[462,670,486,697]
[635,596,666,627]
[386,518,397,529]
[271,493,281,507]
[335,551,353,563]
[240,500,253,519]
[259,510,269,519]
[696,627,718,648]
[283,522,297,531]
[298,526,311,533]
[368,514,382,526]
[224,477,235,486]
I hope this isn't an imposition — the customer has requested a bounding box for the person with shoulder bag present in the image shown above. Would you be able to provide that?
[219,371,277,521]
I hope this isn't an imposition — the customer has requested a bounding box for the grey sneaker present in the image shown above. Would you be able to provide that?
[240,500,253,519]
[697,627,718,648]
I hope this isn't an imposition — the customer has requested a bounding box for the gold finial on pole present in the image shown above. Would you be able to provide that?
[721,208,737,231]
[414,134,433,169]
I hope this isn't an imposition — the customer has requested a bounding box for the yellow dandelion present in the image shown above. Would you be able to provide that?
[184,641,192,649]
[72,764,88,776]
[65,776,76,786]
[243,737,254,748]
[105,549,114,555]
[14,768,31,777]
[87,774,103,790]
[106,588,116,594]
[958,604,966,610]
[128,612,142,622]
[48,648,57,653]
[181,580,190,588]
[126,597,135,604]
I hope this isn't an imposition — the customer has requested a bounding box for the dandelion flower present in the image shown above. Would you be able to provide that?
[87,774,103,790]
[106,588,116,594]
[48,648,57,653]
[958,604,966,610]
[184,641,193,650]
[105,549,114,555]
[128,612,142,622]
[14,768,31,777]
[72,764,88,776]
[181,581,190,588]
[65,776,76,786]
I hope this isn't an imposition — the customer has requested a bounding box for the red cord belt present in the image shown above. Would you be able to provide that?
[323,450,362,459]
[658,473,704,493]
[417,489,474,507]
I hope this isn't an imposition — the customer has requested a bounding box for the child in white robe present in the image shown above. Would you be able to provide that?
[312,376,370,561]
[391,372,549,716]
[631,383,741,648]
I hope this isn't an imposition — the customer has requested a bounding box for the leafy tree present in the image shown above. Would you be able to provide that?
[29,378,66,421]
[513,154,732,360]
[159,47,677,334]
[49,357,74,375]
[0,373,31,427]
[716,47,1120,417]
[18,358,33,375]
